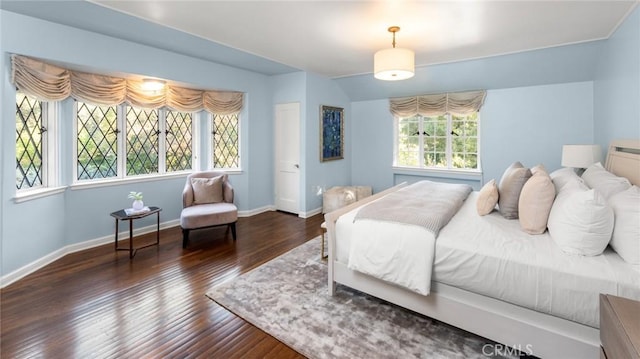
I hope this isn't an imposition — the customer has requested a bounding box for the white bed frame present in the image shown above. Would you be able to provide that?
[325,139,640,359]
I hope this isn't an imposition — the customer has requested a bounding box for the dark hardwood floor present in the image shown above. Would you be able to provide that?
[1,211,324,358]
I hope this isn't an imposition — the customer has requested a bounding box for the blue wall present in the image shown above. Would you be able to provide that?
[594,6,640,150]
[304,73,352,212]
[481,82,594,182]
[350,100,395,193]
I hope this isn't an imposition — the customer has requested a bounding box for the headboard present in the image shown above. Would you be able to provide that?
[605,139,640,186]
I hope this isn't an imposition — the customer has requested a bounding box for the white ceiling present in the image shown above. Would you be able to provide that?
[90,0,638,78]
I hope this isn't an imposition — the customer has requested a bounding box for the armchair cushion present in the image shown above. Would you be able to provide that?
[191,175,225,204]
[180,202,238,230]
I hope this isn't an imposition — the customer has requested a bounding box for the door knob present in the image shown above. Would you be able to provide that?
[294,164,299,168]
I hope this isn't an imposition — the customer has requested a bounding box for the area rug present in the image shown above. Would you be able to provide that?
[206,238,515,359]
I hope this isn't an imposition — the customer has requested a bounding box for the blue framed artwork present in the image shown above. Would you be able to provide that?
[320,105,344,162]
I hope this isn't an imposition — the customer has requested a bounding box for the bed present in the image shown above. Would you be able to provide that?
[324,140,640,359]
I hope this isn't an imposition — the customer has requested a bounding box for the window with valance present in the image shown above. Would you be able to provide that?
[12,54,244,190]
[391,90,486,171]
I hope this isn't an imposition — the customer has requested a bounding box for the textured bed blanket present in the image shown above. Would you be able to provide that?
[348,180,472,296]
[354,180,472,236]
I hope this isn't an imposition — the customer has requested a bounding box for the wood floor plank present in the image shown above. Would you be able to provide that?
[1,210,318,358]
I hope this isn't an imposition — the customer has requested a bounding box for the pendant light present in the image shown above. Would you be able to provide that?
[374,26,415,81]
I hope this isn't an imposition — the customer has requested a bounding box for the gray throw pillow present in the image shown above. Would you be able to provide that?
[191,175,225,204]
[498,162,532,219]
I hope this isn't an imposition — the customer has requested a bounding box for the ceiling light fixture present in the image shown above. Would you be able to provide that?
[374,26,415,81]
[141,78,166,91]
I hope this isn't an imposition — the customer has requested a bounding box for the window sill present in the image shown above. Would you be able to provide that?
[70,172,192,190]
[14,186,67,203]
[392,166,482,181]
[211,169,243,175]
[70,170,244,191]
[14,170,245,199]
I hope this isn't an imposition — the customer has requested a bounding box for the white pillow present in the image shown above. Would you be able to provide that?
[581,162,631,199]
[608,186,640,264]
[549,167,584,193]
[547,185,614,256]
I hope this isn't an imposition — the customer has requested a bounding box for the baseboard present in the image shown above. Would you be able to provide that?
[238,205,276,217]
[299,207,322,219]
[1,219,180,288]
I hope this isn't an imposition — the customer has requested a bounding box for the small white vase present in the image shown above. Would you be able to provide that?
[132,199,144,210]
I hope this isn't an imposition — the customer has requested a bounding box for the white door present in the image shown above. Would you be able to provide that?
[275,103,300,214]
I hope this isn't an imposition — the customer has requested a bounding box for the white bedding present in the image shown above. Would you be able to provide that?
[347,219,435,295]
[335,191,640,328]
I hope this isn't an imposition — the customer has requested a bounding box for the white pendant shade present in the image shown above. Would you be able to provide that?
[374,47,415,81]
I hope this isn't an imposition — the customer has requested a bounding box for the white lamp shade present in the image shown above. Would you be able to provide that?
[561,144,602,168]
[374,47,415,81]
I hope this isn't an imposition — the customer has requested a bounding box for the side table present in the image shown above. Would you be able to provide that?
[110,206,162,258]
[600,293,640,359]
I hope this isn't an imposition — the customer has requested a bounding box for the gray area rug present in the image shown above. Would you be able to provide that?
[207,238,515,359]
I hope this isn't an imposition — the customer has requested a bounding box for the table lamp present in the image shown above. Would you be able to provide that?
[561,144,602,174]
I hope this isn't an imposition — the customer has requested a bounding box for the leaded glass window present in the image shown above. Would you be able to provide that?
[126,106,159,176]
[76,102,118,180]
[212,113,240,169]
[165,110,192,172]
[75,102,195,181]
[16,92,44,189]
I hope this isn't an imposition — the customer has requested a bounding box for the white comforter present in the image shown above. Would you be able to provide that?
[347,181,471,295]
[347,219,435,295]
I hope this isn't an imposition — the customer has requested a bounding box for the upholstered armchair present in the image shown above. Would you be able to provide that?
[180,171,238,248]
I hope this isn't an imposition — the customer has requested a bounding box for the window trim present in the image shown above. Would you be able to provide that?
[158,108,167,174]
[45,101,60,188]
[393,113,482,173]
[14,186,67,203]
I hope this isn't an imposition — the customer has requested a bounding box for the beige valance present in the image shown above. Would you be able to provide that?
[389,90,486,117]
[11,54,244,115]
